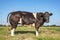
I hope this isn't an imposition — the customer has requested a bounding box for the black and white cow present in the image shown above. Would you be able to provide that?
[7,11,52,36]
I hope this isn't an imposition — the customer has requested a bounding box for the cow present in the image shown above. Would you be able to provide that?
[7,11,53,37]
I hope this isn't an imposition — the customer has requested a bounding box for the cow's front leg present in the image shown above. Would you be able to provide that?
[35,21,40,37]
[35,27,39,37]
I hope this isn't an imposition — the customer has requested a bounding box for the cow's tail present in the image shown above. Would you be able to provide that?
[7,13,12,31]
[7,13,12,23]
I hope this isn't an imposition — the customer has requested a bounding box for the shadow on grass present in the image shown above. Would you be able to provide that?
[15,31,35,35]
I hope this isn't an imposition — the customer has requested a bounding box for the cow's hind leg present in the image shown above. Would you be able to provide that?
[11,24,17,36]
[11,27,15,36]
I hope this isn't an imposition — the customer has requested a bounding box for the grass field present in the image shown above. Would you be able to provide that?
[0,26,60,40]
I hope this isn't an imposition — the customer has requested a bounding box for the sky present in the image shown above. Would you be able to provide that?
[0,0,60,25]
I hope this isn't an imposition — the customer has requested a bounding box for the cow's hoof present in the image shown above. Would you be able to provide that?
[11,35,14,37]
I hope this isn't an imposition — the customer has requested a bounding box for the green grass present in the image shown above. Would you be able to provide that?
[0,26,60,40]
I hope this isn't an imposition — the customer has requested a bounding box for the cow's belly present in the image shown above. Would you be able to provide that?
[18,17,35,25]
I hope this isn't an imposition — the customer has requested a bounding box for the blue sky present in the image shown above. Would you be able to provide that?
[0,0,60,25]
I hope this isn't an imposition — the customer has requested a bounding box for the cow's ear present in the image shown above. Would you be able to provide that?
[50,13,53,16]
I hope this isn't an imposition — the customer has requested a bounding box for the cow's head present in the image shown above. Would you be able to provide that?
[44,12,53,23]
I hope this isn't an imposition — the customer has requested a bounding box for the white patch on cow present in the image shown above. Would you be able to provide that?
[33,12,37,18]
[11,28,15,36]
[32,23,35,26]
[18,18,22,23]
[36,30,38,37]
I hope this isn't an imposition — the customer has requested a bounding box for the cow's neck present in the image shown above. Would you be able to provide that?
[37,17,44,26]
